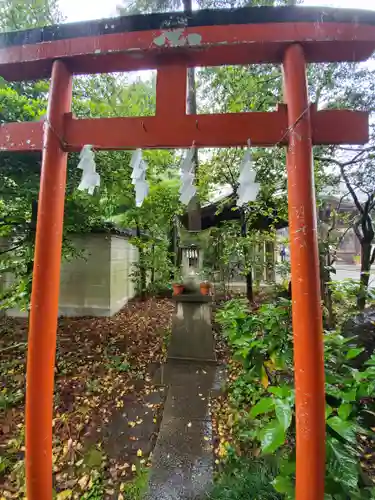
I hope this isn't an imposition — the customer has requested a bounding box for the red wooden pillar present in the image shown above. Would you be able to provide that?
[283,44,326,500]
[25,60,72,500]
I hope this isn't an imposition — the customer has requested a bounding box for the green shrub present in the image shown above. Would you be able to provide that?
[121,467,149,500]
[216,298,293,388]
[330,278,375,324]
[208,456,281,500]
[215,298,375,499]
[0,388,23,411]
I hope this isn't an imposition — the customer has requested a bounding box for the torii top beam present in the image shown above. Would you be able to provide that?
[0,6,374,151]
[1,6,375,80]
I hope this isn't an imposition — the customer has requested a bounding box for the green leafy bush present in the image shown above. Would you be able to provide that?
[330,279,375,324]
[216,298,293,386]
[215,298,375,499]
[208,455,282,500]
[80,474,104,500]
[121,467,149,500]
[0,387,23,411]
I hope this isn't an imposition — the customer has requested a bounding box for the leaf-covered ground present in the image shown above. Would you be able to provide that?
[0,298,173,499]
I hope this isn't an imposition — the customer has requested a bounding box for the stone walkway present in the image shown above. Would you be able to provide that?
[146,360,224,500]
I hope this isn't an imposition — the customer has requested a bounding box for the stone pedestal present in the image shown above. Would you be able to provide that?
[168,294,216,362]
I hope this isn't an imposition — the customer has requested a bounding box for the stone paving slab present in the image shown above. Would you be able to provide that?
[86,386,166,461]
[163,386,211,421]
[147,417,213,500]
[154,360,217,386]
[146,360,219,500]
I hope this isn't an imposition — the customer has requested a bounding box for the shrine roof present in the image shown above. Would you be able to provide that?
[0,6,375,80]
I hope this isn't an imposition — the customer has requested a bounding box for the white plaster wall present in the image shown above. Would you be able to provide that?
[58,233,111,316]
[110,235,139,315]
[2,233,139,318]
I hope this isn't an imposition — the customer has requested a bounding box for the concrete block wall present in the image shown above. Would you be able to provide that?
[58,234,111,316]
[110,235,139,315]
[2,233,139,318]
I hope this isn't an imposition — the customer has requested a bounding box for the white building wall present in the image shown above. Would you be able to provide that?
[110,235,139,315]
[2,233,139,317]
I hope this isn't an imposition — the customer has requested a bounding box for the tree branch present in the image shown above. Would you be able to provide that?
[0,240,25,256]
[336,222,356,250]
[336,145,375,154]
[326,192,348,237]
[353,219,364,243]
[316,154,367,169]
[0,342,27,354]
[0,218,25,227]
[371,246,375,266]
[369,196,375,212]
[339,164,364,215]
[364,195,373,218]
[226,163,238,191]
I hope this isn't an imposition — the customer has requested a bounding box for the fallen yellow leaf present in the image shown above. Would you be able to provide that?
[56,490,73,500]
[78,474,89,490]
[261,365,269,388]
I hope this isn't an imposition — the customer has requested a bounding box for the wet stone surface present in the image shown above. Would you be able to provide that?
[147,361,218,500]
[99,386,166,460]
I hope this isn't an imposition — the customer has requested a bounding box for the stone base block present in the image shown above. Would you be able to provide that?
[168,294,216,362]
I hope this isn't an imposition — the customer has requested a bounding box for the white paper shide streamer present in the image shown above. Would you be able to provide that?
[179,147,196,205]
[237,141,260,207]
[77,145,100,195]
[131,149,149,207]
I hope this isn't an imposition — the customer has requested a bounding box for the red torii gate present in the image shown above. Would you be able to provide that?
[0,6,374,500]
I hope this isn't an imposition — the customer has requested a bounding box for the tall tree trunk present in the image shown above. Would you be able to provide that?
[319,249,335,328]
[318,224,335,328]
[246,272,253,303]
[184,0,201,232]
[151,243,155,284]
[254,242,265,285]
[182,0,192,13]
[265,240,275,282]
[358,242,372,310]
[27,200,38,319]
[136,223,147,300]
[240,209,253,302]
[355,212,375,311]
[168,217,178,279]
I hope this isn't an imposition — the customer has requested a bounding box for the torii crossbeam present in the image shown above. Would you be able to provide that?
[1,6,375,500]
